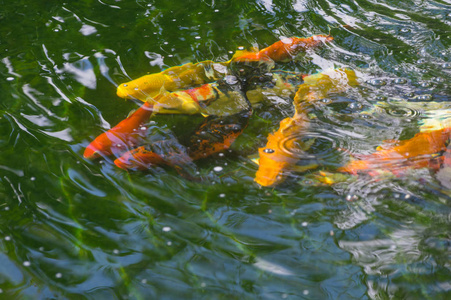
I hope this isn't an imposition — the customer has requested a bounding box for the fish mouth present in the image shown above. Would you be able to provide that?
[83,144,102,159]
[116,84,132,99]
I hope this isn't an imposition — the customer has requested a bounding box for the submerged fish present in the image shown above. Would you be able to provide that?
[116,35,334,116]
[231,35,334,64]
[339,127,451,176]
[116,61,228,102]
[114,109,253,170]
[254,69,359,187]
[83,101,154,159]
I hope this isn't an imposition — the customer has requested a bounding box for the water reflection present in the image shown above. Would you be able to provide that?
[0,0,450,299]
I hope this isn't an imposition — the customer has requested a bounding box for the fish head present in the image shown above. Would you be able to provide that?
[254,145,297,187]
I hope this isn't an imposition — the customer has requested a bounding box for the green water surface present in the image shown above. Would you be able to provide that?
[1,0,450,299]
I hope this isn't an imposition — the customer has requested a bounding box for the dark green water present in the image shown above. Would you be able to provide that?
[1,0,451,299]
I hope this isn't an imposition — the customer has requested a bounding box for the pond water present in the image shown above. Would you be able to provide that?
[1,0,451,299]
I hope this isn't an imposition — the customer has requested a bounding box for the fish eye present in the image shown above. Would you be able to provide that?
[263,148,275,154]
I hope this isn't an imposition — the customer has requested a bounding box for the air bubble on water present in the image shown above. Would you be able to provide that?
[348,102,362,110]
[113,249,119,254]
[4,206,9,211]
[301,222,308,227]
[213,166,223,172]
[346,194,358,201]
[303,290,309,295]
[55,273,62,279]
[218,153,224,157]
[405,194,411,199]
[201,282,206,288]
[417,58,426,64]
[23,261,31,267]
[195,36,201,40]
[140,126,147,130]
[6,77,14,81]
[4,236,11,241]
[237,46,245,50]
[141,279,148,284]
[400,27,409,33]
[420,82,432,88]
[162,226,171,232]
[268,209,272,214]
[168,54,173,57]
[330,230,334,236]
[39,247,44,251]
[282,294,288,299]
[167,241,172,246]
[393,78,407,84]
[434,77,445,83]
[442,62,451,69]
[219,193,225,198]
[214,9,219,12]
[367,79,386,86]
[415,94,432,101]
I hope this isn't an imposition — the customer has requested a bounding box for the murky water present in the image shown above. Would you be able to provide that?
[1,0,450,299]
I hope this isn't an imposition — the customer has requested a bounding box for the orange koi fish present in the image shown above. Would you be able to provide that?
[254,69,359,187]
[114,109,252,170]
[254,113,314,187]
[85,83,224,160]
[232,35,334,64]
[339,128,451,176]
[83,101,154,159]
[114,139,194,172]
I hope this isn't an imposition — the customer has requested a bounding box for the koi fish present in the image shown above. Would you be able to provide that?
[253,114,317,187]
[254,69,359,187]
[231,35,334,64]
[339,128,451,176]
[83,101,154,159]
[116,35,333,115]
[85,82,227,159]
[114,108,252,170]
[116,61,229,102]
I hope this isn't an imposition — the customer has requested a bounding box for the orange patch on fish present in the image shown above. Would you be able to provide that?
[339,128,451,175]
[84,101,154,159]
